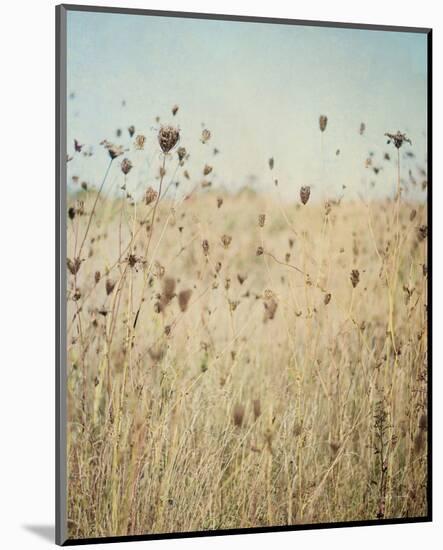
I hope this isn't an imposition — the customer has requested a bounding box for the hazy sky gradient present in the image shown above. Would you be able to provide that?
[67,11,428,201]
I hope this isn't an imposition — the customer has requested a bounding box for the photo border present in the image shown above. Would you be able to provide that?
[55,4,432,545]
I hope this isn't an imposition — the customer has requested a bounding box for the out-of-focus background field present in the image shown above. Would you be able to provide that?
[66,174,428,537]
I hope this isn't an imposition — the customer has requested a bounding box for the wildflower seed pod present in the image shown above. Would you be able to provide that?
[300,186,311,205]
[178,289,192,312]
[135,134,146,150]
[417,224,428,242]
[221,234,232,249]
[319,115,328,132]
[350,269,360,288]
[105,279,116,295]
[121,158,133,175]
[177,146,186,162]
[144,186,158,205]
[158,125,180,153]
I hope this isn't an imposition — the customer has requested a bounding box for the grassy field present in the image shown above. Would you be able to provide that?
[66,141,428,538]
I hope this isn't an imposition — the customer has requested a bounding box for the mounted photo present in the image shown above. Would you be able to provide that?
[56,4,432,545]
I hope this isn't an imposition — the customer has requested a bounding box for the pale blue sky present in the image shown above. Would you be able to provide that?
[67,11,428,202]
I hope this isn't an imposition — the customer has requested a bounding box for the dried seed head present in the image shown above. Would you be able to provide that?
[105,279,116,295]
[177,146,187,162]
[178,289,192,312]
[319,115,328,132]
[158,125,180,153]
[268,157,274,170]
[221,234,232,249]
[135,134,146,150]
[94,270,101,284]
[263,290,278,322]
[233,403,245,428]
[417,224,428,242]
[217,197,223,208]
[258,214,266,227]
[237,274,247,285]
[144,186,158,205]
[300,186,311,205]
[201,128,211,143]
[256,246,264,256]
[102,141,124,159]
[164,325,172,336]
[385,131,412,149]
[128,125,135,137]
[350,269,360,288]
[121,158,133,175]
[67,257,81,275]
[68,207,76,220]
[202,239,210,256]
[171,104,179,116]
[203,164,213,176]
[324,293,332,305]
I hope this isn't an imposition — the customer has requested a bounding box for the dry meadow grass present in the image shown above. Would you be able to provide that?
[66,124,428,539]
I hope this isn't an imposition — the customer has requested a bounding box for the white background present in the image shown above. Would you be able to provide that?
[0,0,439,548]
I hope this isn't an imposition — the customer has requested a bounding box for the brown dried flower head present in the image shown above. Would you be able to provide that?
[121,158,133,175]
[350,269,360,288]
[300,186,311,205]
[417,224,428,242]
[172,104,179,116]
[145,186,158,205]
[256,246,264,256]
[101,141,124,160]
[385,131,412,149]
[135,134,146,150]
[201,129,211,143]
[178,289,192,312]
[177,146,187,162]
[258,214,266,228]
[319,115,328,132]
[128,125,135,138]
[105,279,116,296]
[324,293,332,305]
[203,165,213,176]
[221,234,232,249]
[67,257,81,275]
[158,125,180,153]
